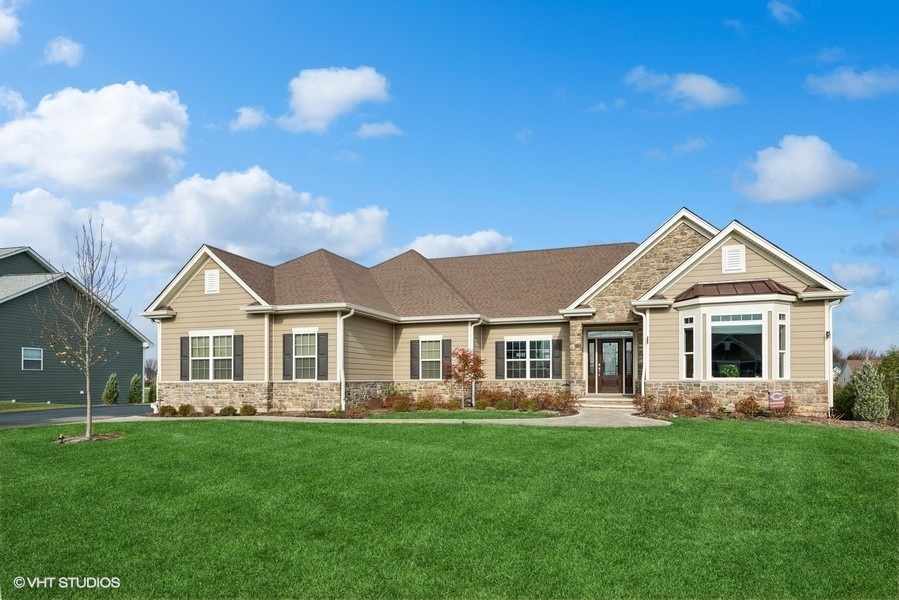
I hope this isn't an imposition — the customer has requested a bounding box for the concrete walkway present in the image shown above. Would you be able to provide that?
[111,407,670,428]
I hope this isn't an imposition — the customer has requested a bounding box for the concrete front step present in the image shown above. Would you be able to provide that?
[579,397,635,410]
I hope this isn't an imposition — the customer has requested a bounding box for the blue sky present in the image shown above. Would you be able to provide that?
[1,1,896,352]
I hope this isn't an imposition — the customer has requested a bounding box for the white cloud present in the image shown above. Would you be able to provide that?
[734,135,872,202]
[0,86,26,114]
[278,66,389,134]
[723,18,746,36]
[404,230,514,258]
[356,120,402,138]
[514,128,532,144]
[845,289,893,323]
[587,98,625,112]
[830,262,884,286]
[624,66,744,110]
[815,47,850,64]
[806,67,899,99]
[0,81,188,193]
[768,1,802,24]
[0,188,87,267]
[673,135,711,155]
[0,2,21,46]
[43,37,84,67]
[230,106,269,131]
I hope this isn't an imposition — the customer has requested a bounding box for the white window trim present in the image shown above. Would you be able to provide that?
[504,336,553,380]
[776,312,790,380]
[204,269,220,294]
[722,244,746,274]
[292,327,319,381]
[706,306,766,380]
[419,335,443,381]
[22,347,43,371]
[679,309,700,380]
[188,329,235,381]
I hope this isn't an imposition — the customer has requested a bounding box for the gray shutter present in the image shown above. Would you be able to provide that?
[317,333,328,380]
[180,337,190,381]
[282,334,293,380]
[442,339,452,379]
[233,335,244,381]
[410,340,420,379]
[495,341,505,379]
[552,338,562,379]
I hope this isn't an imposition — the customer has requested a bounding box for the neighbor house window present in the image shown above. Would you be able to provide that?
[191,333,233,380]
[22,347,43,371]
[294,332,317,380]
[722,245,745,273]
[505,338,551,379]
[420,338,443,380]
[710,313,763,378]
[777,313,788,379]
[204,269,220,294]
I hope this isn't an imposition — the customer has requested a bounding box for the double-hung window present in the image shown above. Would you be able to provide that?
[190,332,233,380]
[22,347,43,371]
[505,338,551,379]
[419,338,443,380]
[294,331,317,380]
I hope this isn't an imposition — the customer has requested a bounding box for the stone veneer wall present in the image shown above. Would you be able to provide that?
[158,382,271,412]
[643,380,829,414]
[345,381,394,408]
[270,382,341,412]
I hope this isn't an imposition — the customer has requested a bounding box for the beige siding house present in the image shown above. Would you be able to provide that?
[143,209,850,414]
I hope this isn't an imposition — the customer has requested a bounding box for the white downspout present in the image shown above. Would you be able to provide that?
[338,308,355,411]
[825,299,843,412]
[263,313,270,384]
[468,319,483,406]
[631,306,649,396]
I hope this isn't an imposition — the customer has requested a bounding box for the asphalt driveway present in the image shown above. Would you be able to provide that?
[0,404,153,429]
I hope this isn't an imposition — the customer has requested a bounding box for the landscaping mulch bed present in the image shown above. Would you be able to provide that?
[53,432,125,444]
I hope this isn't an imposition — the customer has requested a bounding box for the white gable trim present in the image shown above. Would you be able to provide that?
[636,220,850,303]
[566,208,719,310]
[143,245,268,313]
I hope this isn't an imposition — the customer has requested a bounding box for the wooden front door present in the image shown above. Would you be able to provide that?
[587,337,634,394]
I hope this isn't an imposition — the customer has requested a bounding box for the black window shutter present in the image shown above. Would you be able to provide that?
[233,335,244,381]
[442,339,452,379]
[495,341,505,379]
[552,338,563,379]
[180,337,190,381]
[317,333,328,380]
[410,340,420,379]
[282,333,293,380]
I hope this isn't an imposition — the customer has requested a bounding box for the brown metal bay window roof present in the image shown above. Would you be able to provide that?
[674,279,798,302]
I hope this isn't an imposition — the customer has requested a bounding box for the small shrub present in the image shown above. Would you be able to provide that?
[159,405,177,417]
[520,399,539,412]
[659,394,686,413]
[543,391,578,415]
[633,394,658,414]
[177,403,194,417]
[691,393,715,415]
[509,389,528,410]
[415,398,434,411]
[392,399,409,413]
[145,381,157,405]
[202,405,215,417]
[239,404,258,416]
[128,374,142,404]
[734,397,762,419]
[495,397,513,411]
[219,405,237,416]
[476,389,507,409]
[832,381,857,419]
[102,372,120,405]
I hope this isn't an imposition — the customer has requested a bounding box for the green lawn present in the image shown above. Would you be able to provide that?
[1,419,896,599]
[0,401,82,413]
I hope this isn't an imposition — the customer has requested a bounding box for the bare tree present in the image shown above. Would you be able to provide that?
[144,358,158,383]
[33,217,126,438]
[847,347,881,360]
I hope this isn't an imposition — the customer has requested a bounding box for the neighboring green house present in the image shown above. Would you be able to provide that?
[143,209,851,414]
[0,247,149,404]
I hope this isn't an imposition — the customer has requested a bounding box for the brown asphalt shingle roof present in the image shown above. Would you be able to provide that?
[207,241,639,319]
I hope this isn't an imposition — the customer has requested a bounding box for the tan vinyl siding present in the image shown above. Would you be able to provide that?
[394,323,470,379]
[666,235,806,298]
[790,301,825,379]
[160,258,264,381]
[481,324,568,380]
[345,316,393,380]
[272,313,338,381]
[647,308,680,380]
